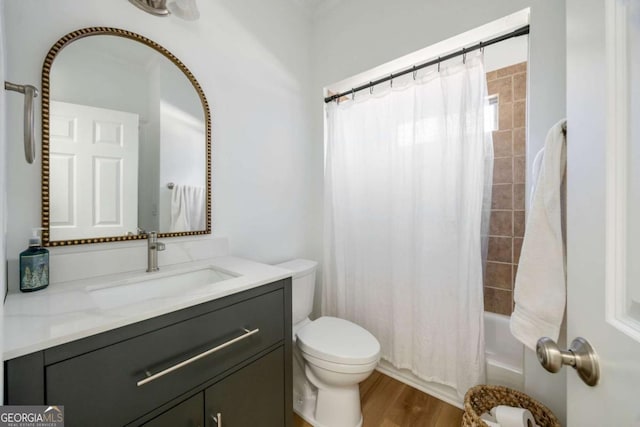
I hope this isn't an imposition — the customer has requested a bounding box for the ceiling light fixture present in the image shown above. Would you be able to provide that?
[129,0,170,17]
[168,0,200,21]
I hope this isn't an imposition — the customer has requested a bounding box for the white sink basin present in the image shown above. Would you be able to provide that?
[87,266,236,309]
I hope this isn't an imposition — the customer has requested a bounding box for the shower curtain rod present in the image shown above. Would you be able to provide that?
[324,24,530,103]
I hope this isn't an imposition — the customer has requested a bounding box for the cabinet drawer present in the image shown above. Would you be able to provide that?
[46,289,284,427]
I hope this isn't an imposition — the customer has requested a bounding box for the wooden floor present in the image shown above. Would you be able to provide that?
[293,371,463,427]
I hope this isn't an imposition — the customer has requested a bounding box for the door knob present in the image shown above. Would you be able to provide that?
[536,337,600,386]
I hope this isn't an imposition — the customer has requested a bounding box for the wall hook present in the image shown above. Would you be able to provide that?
[5,81,38,164]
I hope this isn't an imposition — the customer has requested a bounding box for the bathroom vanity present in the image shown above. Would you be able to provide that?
[3,256,293,427]
[3,23,296,426]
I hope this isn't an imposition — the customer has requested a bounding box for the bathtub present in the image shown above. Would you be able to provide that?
[484,311,524,390]
[376,311,524,408]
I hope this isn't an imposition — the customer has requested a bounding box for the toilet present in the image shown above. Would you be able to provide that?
[276,259,380,427]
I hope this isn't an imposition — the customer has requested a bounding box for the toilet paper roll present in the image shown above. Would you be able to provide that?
[493,405,536,427]
[480,412,502,427]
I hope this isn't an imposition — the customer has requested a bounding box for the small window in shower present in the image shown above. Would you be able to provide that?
[485,95,499,132]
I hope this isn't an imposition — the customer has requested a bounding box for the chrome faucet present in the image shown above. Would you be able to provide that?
[146,231,166,272]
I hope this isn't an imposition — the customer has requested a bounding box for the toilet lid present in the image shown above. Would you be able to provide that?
[296,317,380,365]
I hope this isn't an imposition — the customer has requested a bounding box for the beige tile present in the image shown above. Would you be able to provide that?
[514,237,524,264]
[493,157,513,184]
[488,236,512,263]
[513,62,527,74]
[492,184,513,210]
[497,62,527,78]
[489,210,513,236]
[486,70,498,82]
[513,127,526,156]
[499,102,513,130]
[513,73,527,101]
[488,76,513,103]
[485,262,513,290]
[513,100,526,128]
[514,210,525,237]
[492,130,512,157]
[484,287,513,315]
[514,184,525,210]
[514,156,526,184]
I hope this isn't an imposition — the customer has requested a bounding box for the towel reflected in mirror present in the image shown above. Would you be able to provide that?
[170,184,206,232]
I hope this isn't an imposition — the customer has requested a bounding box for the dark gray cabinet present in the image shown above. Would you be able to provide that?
[143,394,203,427]
[205,347,284,426]
[5,279,292,427]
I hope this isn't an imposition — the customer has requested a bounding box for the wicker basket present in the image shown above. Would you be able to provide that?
[462,385,561,427]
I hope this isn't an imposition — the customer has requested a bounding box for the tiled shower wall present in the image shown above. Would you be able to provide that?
[483,62,527,315]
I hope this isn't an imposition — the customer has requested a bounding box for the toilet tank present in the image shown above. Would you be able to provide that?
[275,259,318,325]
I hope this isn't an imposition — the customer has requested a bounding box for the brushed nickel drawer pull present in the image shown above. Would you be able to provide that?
[137,328,260,387]
[211,413,222,425]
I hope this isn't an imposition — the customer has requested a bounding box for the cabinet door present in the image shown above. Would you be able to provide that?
[143,394,203,427]
[205,348,284,427]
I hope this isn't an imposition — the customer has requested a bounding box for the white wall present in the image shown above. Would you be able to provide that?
[3,0,317,289]
[0,0,7,404]
[310,0,566,423]
[50,40,149,116]
[484,36,529,73]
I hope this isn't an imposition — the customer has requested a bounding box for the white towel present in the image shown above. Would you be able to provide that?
[529,147,544,208]
[170,184,206,232]
[510,120,567,350]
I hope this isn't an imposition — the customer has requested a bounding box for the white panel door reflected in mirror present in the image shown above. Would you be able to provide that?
[50,101,139,240]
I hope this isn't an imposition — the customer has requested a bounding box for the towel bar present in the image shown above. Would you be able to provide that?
[5,81,39,164]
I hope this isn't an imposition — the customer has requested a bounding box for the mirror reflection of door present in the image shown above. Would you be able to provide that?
[50,101,139,240]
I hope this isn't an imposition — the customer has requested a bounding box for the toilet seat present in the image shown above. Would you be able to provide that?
[296,316,380,366]
[300,351,379,374]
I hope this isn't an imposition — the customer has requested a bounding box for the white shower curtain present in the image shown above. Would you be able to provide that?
[323,53,491,397]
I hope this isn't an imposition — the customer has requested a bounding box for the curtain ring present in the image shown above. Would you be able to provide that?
[412,65,417,80]
[479,42,484,54]
[351,88,355,100]
[462,48,467,64]
[370,82,374,95]
[390,74,393,88]
[437,57,441,72]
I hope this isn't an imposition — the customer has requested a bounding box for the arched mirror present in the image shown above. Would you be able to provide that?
[41,28,211,246]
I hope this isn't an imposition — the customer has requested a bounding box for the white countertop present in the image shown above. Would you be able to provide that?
[3,256,293,360]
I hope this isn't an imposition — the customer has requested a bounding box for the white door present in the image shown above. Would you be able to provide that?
[49,101,139,240]
[566,0,640,425]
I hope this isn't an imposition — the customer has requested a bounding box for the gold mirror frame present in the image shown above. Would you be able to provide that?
[41,27,212,246]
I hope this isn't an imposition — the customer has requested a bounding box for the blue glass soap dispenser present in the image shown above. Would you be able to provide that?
[20,228,49,292]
